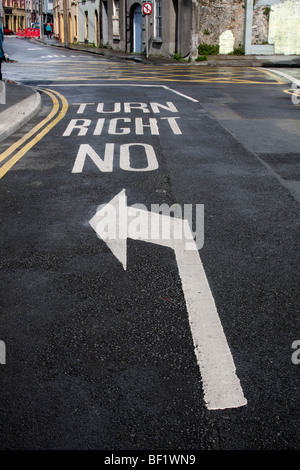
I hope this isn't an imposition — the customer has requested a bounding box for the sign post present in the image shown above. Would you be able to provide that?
[39,0,44,40]
[0,0,3,28]
[143,2,152,59]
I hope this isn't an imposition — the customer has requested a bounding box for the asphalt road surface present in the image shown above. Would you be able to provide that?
[0,37,299,454]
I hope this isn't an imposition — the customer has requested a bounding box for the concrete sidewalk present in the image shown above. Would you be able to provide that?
[0,82,41,143]
[1,36,300,144]
[32,35,300,67]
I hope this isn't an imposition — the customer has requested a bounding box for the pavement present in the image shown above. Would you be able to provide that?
[0,35,300,143]
[0,81,41,143]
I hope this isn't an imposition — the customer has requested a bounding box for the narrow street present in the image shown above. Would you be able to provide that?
[0,37,299,454]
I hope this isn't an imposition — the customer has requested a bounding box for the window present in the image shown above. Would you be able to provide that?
[112,0,120,38]
[84,11,88,40]
[154,0,162,40]
[74,15,77,38]
[112,0,119,18]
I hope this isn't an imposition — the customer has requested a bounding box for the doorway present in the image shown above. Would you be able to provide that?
[131,3,142,53]
[102,0,108,46]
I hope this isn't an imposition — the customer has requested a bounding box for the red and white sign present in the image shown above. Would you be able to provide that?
[143,2,152,15]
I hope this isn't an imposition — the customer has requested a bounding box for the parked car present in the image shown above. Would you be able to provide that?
[4,28,14,35]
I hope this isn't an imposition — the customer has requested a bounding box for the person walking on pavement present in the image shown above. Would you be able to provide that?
[45,23,52,39]
[0,25,5,81]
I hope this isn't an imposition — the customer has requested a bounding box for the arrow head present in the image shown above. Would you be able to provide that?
[89,189,127,270]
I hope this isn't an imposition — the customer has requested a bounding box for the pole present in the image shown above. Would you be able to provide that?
[146,14,148,59]
[63,0,68,46]
[0,0,3,29]
[39,0,44,40]
[244,0,254,55]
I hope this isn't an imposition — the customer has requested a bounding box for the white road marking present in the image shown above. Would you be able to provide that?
[40,55,67,58]
[89,190,247,410]
[261,67,300,87]
[45,83,199,102]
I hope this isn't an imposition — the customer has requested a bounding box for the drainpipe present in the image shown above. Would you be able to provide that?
[39,0,44,40]
[63,0,68,45]
[0,0,3,28]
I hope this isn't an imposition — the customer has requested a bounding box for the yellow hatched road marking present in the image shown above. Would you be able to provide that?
[55,69,283,84]
[12,61,285,84]
[0,89,68,179]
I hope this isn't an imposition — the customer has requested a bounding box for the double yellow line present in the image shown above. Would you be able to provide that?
[0,88,68,179]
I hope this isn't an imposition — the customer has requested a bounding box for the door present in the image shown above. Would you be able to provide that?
[102,0,108,45]
[133,4,142,53]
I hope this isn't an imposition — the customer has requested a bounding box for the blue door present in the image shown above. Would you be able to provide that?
[133,4,142,53]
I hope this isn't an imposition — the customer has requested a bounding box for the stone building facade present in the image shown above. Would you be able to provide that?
[98,0,199,59]
[52,0,300,57]
[53,0,200,58]
[2,0,26,31]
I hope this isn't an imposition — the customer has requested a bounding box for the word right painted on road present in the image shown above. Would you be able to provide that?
[62,101,182,173]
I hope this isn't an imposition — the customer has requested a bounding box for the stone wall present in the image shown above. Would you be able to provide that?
[252,5,269,45]
[197,0,245,48]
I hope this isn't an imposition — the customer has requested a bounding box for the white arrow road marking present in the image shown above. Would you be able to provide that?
[89,190,247,410]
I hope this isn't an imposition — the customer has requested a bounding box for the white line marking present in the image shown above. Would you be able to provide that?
[174,239,247,410]
[42,83,199,102]
[163,86,199,103]
[260,67,300,87]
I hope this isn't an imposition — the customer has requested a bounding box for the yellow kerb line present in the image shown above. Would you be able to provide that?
[0,89,60,163]
[0,89,69,179]
[255,67,286,84]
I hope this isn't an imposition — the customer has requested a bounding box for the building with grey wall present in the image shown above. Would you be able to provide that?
[55,0,299,57]
[99,0,199,59]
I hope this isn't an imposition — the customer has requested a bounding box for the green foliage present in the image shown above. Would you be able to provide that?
[263,6,271,17]
[173,52,182,61]
[173,52,190,62]
[228,45,245,55]
[198,43,219,56]
[195,54,207,61]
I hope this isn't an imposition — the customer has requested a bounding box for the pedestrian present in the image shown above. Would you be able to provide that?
[45,23,52,39]
[0,25,4,81]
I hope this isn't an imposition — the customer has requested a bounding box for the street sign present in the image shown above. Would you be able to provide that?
[143,2,152,15]
[89,190,247,411]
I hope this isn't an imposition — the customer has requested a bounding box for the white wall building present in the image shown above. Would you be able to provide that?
[77,0,100,45]
[25,0,39,28]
